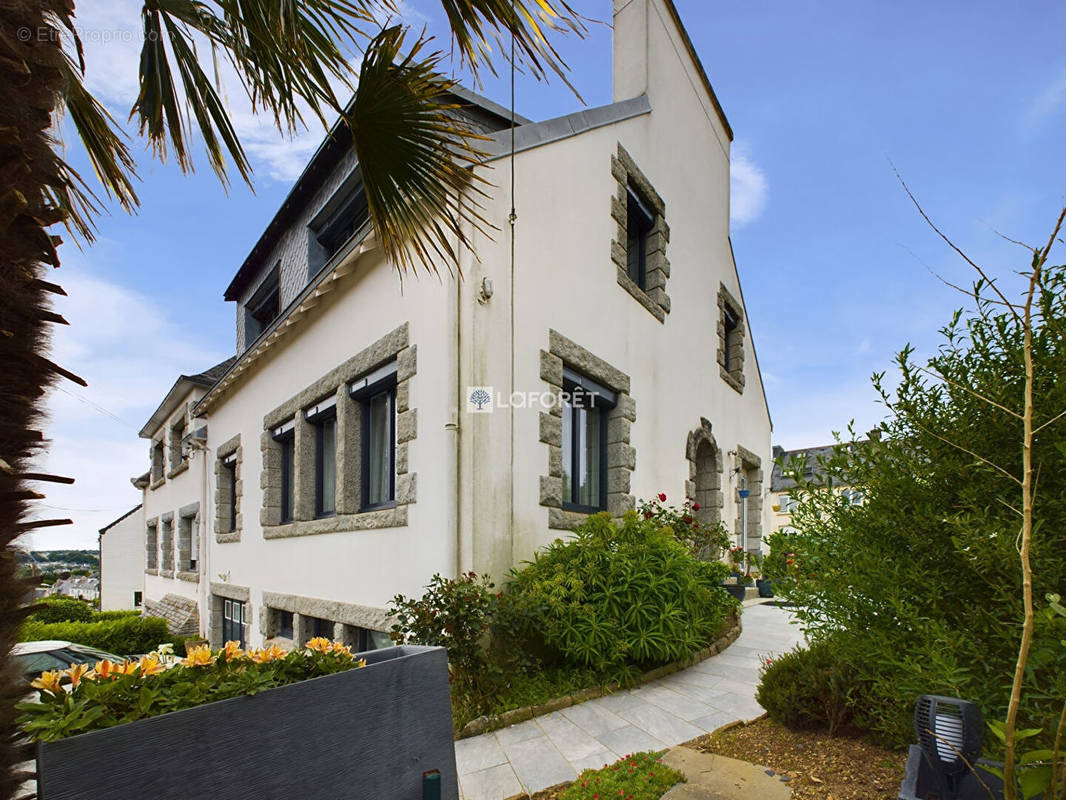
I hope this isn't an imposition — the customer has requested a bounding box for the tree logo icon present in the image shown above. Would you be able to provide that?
[467,387,493,413]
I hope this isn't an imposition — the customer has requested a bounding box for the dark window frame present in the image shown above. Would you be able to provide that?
[277,610,294,640]
[626,184,655,290]
[273,426,296,524]
[314,183,370,263]
[561,369,617,514]
[247,268,281,333]
[222,454,237,532]
[351,364,398,512]
[308,403,338,519]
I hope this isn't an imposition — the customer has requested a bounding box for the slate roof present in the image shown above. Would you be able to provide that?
[187,356,238,386]
[770,444,841,492]
[99,504,142,536]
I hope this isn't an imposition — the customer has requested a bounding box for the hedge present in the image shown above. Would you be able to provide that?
[20,616,172,657]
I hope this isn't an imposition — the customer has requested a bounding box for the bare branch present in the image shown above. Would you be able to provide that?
[995,496,1022,517]
[899,243,1019,309]
[993,228,1035,251]
[1035,407,1066,435]
[893,164,1023,324]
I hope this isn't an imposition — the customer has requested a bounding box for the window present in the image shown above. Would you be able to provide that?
[160,517,174,572]
[222,599,246,648]
[145,522,158,569]
[347,626,394,652]
[273,420,296,523]
[626,184,655,289]
[305,615,333,642]
[248,271,280,331]
[169,415,187,471]
[717,285,746,392]
[842,489,864,506]
[561,369,617,513]
[306,397,338,518]
[315,184,369,262]
[151,440,165,483]
[133,591,142,608]
[178,512,196,571]
[222,454,237,531]
[277,610,294,640]
[351,362,397,510]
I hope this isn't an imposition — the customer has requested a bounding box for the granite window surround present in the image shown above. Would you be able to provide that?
[685,417,724,528]
[610,143,670,323]
[717,284,746,393]
[209,582,250,649]
[176,502,200,582]
[733,444,764,552]
[166,403,190,479]
[215,434,243,543]
[259,590,391,648]
[539,330,636,531]
[145,517,159,573]
[150,440,166,489]
[260,323,417,540]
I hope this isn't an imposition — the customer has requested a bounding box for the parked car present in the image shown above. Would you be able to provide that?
[12,640,125,682]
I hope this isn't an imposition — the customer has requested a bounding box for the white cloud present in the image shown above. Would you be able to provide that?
[24,264,227,550]
[730,143,768,226]
[1023,68,1066,135]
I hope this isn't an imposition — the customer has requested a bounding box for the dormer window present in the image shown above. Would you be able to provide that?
[248,269,280,331]
[315,184,369,263]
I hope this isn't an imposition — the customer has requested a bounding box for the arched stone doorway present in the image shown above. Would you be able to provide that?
[685,418,722,527]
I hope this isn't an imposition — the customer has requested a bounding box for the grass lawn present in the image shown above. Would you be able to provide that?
[683,717,907,800]
[523,752,684,800]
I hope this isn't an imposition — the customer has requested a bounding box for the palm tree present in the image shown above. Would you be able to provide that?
[0,0,582,794]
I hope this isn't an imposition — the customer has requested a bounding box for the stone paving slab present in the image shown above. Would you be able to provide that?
[660,746,791,799]
[456,603,804,799]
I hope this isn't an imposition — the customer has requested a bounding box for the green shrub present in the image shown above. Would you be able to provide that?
[20,616,171,656]
[560,751,684,800]
[389,572,497,681]
[756,640,859,736]
[506,511,733,671]
[93,609,142,621]
[28,597,94,624]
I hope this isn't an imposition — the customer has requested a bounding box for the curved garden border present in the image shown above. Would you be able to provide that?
[456,611,742,739]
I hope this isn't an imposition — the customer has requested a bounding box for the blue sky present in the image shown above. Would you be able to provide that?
[30,0,1066,548]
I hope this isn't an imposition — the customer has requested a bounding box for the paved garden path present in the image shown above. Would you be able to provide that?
[455,601,805,800]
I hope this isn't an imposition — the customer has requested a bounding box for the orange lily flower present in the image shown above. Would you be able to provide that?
[94,659,122,680]
[250,644,286,663]
[329,642,355,659]
[137,655,166,676]
[305,637,332,653]
[66,662,93,689]
[118,660,140,675]
[30,670,63,694]
[182,644,216,667]
[223,640,245,661]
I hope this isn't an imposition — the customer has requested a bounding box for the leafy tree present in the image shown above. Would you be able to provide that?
[0,1,583,794]
[775,214,1066,771]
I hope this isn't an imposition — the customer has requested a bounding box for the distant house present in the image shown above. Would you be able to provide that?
[131,0,775,651]
[98,503,145,611]
[769,444,864,534]
[52,576,99,602]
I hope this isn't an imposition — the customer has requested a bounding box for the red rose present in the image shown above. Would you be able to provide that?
[658,492,667,502]
[692,502,700,511]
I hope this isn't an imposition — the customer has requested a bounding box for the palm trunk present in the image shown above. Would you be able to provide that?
[0,2,80,797]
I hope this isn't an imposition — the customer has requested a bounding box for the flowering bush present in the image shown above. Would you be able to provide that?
[637,493,730,561]
[559,751,684,800]
[728,545,745,569]
[17,638,364,742]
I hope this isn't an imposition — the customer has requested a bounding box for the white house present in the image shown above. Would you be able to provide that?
[137,0,773,651]
[98,504,145,611]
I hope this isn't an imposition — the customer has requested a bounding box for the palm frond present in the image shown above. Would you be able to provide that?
[350,25,492,274]
[436,0,586,93]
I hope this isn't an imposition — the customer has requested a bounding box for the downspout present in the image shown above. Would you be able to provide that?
[448,196,463,575]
